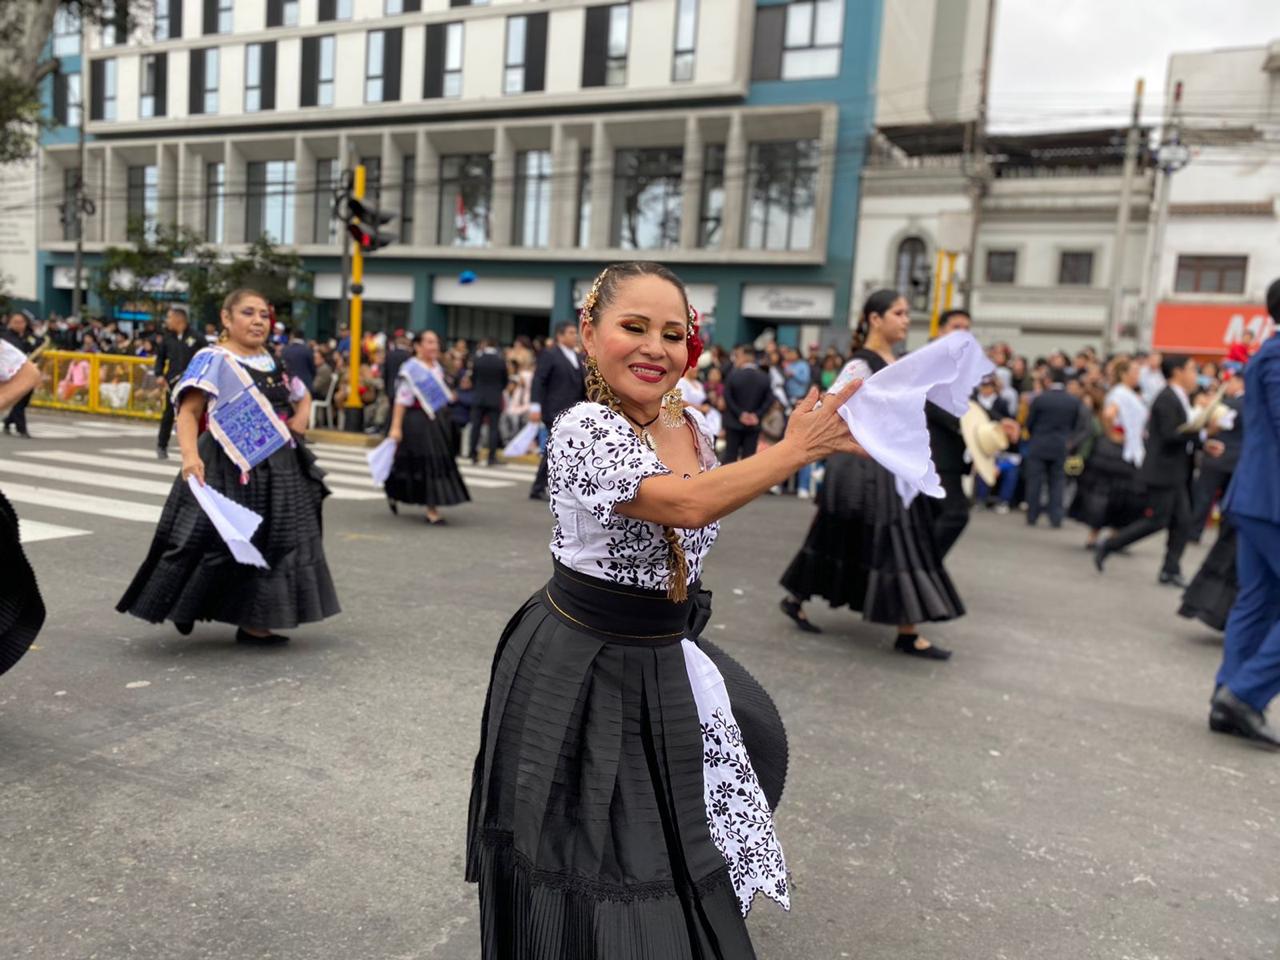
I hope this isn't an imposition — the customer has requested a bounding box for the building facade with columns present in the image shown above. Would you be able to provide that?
[35,0,882,347]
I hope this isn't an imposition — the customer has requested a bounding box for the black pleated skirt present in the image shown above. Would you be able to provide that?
[780,452,964,625]
[116,431,341,630]
[385,407,470,508]
[0,490,46,677]
[1179,519,1238,632]
[1069,437,1147,531]
[466,567,788,960]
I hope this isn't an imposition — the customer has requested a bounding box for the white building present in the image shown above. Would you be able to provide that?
[1147,39,1280,356]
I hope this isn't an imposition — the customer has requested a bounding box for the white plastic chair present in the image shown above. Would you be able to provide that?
[309,375,337,429]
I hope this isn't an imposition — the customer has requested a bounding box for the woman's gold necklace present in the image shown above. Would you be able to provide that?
[622,409,661,451]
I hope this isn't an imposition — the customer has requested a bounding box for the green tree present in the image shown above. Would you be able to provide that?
[94,217,205,322]
[211,234,315,329]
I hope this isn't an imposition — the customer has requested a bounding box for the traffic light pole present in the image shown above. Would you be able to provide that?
[343,163,366,432]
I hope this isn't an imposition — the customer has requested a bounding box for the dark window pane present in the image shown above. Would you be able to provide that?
[611,147,683,249]
[1058,251,1093,286]
[986,250,1017,284]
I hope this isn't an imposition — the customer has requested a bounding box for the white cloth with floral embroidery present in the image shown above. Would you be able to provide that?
[0,340,26,382]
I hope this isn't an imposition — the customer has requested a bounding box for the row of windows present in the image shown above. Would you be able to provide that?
[64,140,821,254]
[981,250,1250,294]
[983,249,1098,287]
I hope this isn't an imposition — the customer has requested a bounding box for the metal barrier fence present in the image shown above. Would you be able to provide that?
[29,350,165,421]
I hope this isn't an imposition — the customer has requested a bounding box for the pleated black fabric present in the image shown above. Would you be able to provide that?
[0,489,46,677]
[467,575,788,960]
[384,406,470,507]
[1179,519,1238,632]
[1069,436,1148,531]
[116,431,340,630]
[780,451,964,625]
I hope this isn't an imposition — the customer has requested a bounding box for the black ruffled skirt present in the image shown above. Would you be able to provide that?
[385,407,470,507]
[1179,519,1238,632]
[116,431,341,630]
[0,490,46,677]
[1069,437,1147,531]
[467,564,788,960]
[780,452,964,625]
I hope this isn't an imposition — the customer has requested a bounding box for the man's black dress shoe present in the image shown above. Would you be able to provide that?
[1158,570,1188,588]
[1093,541,1109,573]
[1210,687,1280,750]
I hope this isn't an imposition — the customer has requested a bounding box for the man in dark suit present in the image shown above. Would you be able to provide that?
[1023,367,1084,528]
[528,321,586,500]
[281,327,316,394]
[153,306,202,460]
[468,337,508,466]
[382,331,411,400]
[722,346,774,463]
[1096,355,1224,585]
[1189,373,1246,541]
[1209,280,1280,747]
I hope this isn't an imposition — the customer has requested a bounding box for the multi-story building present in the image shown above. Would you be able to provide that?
[35,0,883,347]
[1147,39,1280,357]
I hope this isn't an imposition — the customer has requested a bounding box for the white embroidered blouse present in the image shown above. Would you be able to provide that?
[0,340,26,382]
[547,402,720,589]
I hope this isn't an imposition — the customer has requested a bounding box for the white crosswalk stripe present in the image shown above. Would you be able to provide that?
[9,437,541,544]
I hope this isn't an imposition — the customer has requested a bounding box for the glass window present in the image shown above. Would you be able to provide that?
[438,154,492,247]
[401,154,416,245]
[140,55,158,117]
[513,150,551,247]
[1059,251,1094,286]
[218,0,233,33]
[612,147,683,250]
[203,48,219,113]
[314,158,338,243]
[245,43,262,112]
[284,0,298,25]
[387,0,403,11]
[62,168,82,241]
[66,73,82,127]
[606,5,629,86]
[155,0,172,40]
[444,22,463,97]
[362,157,382,209]
[102,0,118,45]
[782,0,842,80]
[127,165,159,240]
[53,8,80,56]
[205,161,225,243]
[672,0,697,82]
[318,35,336,106]
[1173,255,1247,294]
[504,16,526,95]
[985,250,1017,284]
[577,148,591,248]
[102,59,118,121]
[895,237,930,310]
[366,31,385,102]
[246,160,296,244]
[744,139,819,251]
[337,0,353,19]
[698,144,724,248]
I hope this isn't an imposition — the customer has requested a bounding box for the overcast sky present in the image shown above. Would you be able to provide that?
[987,0,1274,130]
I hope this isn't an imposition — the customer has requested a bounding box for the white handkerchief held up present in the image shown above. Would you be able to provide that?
[366,437,398,488]
[502,421,540,459]
[187,477,269,568]
[835,331,994,507]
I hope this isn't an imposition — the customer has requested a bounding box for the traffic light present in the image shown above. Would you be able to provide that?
[344,198,396,253]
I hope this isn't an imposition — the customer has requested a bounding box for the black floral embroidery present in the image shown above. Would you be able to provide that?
[546,403,719,591]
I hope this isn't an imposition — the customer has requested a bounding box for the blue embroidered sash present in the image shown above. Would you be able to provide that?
[400,359,452,419]
[174,348,293,479]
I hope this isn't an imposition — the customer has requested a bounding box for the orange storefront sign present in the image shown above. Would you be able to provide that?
[1153,302,1276,356]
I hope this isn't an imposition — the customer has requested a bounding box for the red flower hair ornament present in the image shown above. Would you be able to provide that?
[685,304,703,370]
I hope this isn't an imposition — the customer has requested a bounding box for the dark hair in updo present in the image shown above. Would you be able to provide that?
[851,288,902,352]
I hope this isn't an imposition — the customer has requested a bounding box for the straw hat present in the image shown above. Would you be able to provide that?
[960,400,1010,486]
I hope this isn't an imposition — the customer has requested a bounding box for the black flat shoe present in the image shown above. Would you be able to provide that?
[175,621,194,636]
[780,598,822,633]
[894,633,952,660]
[1158,570,1188,588]
[426,515,447,526]
[1093,541,1109,573]
[387,498,398,515]
[235,628,289,646]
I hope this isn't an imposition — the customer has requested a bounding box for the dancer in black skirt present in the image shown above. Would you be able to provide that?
[0,340,45,675]
[1070,359,1148,549]
[117,289,340,645]
[385,330,469,525]
[779,289,964,659]
[467,261,872,959]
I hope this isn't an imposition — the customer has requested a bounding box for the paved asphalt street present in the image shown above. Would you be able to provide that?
[2,412,1278,960]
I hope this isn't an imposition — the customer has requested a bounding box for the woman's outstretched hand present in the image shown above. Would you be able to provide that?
[782,382,868,464]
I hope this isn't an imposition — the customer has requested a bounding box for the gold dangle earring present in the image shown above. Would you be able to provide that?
[660,388,685,429]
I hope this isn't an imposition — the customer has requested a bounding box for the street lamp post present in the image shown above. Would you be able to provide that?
[1137,82,1191,350]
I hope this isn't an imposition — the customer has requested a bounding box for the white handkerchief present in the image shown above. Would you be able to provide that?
[502,421,540,459]
[187,477,269,568]
[366,437,398,488]
[836,331,994,507]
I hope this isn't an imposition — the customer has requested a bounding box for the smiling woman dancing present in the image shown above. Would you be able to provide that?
[465,262,868,959]
[117,289,340,645]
